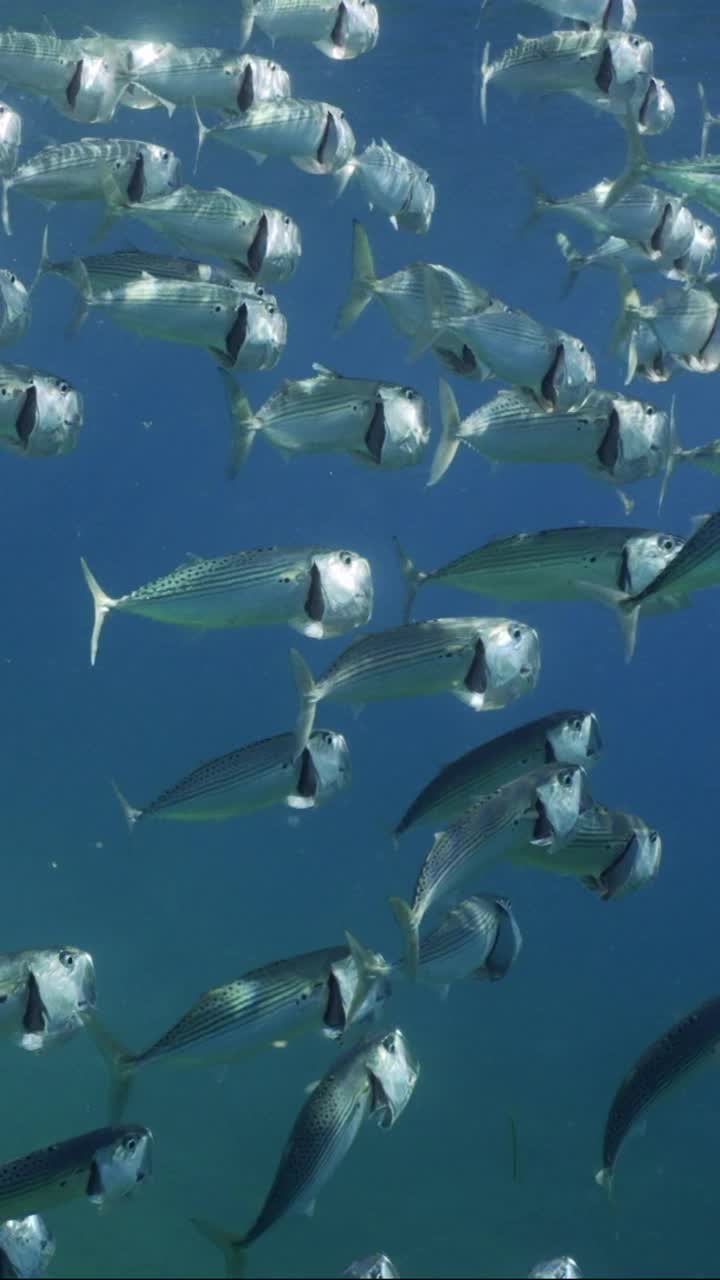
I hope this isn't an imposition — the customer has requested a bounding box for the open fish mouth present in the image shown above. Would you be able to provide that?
[225,304,248,363]
[236,63,254,112]
[364,399,386,463]
[15,385,38,447]
[247,214,268,277]
[464,638,488,694]
[65,59,84,109]
[126,153,145,203]
[322,971,346,1035]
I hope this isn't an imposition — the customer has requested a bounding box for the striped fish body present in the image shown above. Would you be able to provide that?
[376,263,490,341]
[111,548,342,629]
[393,710,601,837]
[484,30,611,99]
[630,511,720,604]
[129,728,349,822]
[414,894,522,985]
[345,141,435,233]
[135,47,290,111]
[541,179,671,247]
[242,1041,374,1244]
[203,99,356,175]
[254,0,342,42]
[0,102,21,177]
[423,527,654,601]
[0,1127,149,1218]
[132,946,349,1069]
[255,368,383,454]
[84,277,250,358]
[313,617,537,710]
[0,32,81,97]
[641,287,718,358]
[599,994,720,1185]
[5,138,180,207]
[103,186,301,285]
[457,390,609,465]
[526,0,636,27]
[508,802,632,875]
[45,249,248,295]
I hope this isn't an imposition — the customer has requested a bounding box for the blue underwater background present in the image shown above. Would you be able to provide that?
[3,1,720,1276]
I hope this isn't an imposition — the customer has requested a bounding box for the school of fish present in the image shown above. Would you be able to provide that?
[0,0,718,1277]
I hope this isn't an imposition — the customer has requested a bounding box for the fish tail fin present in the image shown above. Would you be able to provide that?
[336,220,376,333]
[392,535,426,621]
[388,896,420,979]
[237,0,255,48]
[342,929,390,1025]
[519,168,552,234]
[610,265,641,380]
[289,648,319,759]
[80,557,117,666]
[65,258,93,336]
[218,369,259,477]
[85,1015,137,1123]
[698,82,720,158]
[110,779,142,831]
[480,41,491,125]
[193,98,211,174]
[2,178,10,236]
[604,108,646,207]
[574,579,640,661]
[428,378,462,486]
[657,395,677,512]
[555,232,585,296]
[333,159,357,199]
[191,1219,248,1279]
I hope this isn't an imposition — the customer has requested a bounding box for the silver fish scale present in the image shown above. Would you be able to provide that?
[13,137,144,182]
[318,619,482,694]
[209,98,328,148]
[51,251,247,293]
[257,372,378,430]
[0,1127,136,1214]
[418,895,499,968]
[244,1049,371,1244]
[411,779,536,915]
[137,946,346,1062]
[433,527,638,585]
[491,30,604,75]
[633,512,720,602]
[127,547,326,604]
[135,186,261,228]
[140,730,299,813]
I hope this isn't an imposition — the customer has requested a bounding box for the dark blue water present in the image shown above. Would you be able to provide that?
[1,3,719,1277]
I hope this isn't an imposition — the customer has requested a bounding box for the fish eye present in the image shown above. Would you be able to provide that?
[255,286,265,296]
[561,771,574,787]
[267,303,276,314]
[125,1136,137,1153]
[324,733,334,745]
[660,536,675,551]
[645,406,656,416]
[58,382,69,393]
[283,215,291,225]
[571,718,583,732]
[577,342,585,352]
[403,388,416,400]
[59,949,74,968]
[650,831,659,843]
[8,274,14,284]
[270,62,278,71]
[214,304,222,312]
[509,624,523,641]
[340,552,353,566]
[162,151,169,160]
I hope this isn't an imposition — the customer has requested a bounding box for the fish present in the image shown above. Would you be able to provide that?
[596,994,720,1192]
[588,511,720,657]
[96,179,301,284]
[2,137,181,236]
[220,364,430,475]
[195,98,356,175]
[427,295,596,412]
[245,0,380,60]
[0,363,83,458]
[75,32,171,112]
[0,947,96,1052]
[0,30,85,99]
[479,29,653,125]
[290,616,541,756]
[0,269,30,345]
[529,1259,583,1279]
[508,805,661,898]
[92,935,390,1120]
[0,102,21,178]
[409,894,523,987]
[0,1127,152,1219]
[489,0,636,29]
[73,266,286,371]
[113,727,351,826]
[335,139,435,233]
[343,1255,400,1279]
[395,526,685,619]
[527,174,695,259]
[390,764,591,975]
[336,222,492,369]
[393,710,602,839]
[572,71,674,134]
[80,546,373,666]
[192,1028,417,1276]
[39,237,251,298]
[0,1215,55,1279]
[615,274,720,383]
[44,48,128,125]
[126,45,291,113]
[431,379,675,508]
[556,221,717,293]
